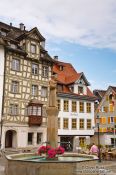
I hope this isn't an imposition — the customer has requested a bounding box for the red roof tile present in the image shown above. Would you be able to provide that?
[53,60,95,98]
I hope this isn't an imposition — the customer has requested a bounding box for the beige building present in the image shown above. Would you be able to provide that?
[0,22,53,149]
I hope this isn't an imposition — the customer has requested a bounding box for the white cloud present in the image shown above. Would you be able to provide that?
[1,0,116,49]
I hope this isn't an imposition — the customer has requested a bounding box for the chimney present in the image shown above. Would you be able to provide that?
[19,23,24,31]
[10,23,12,27]
[54,56,58,61]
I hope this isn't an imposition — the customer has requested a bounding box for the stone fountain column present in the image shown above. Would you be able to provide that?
[46,77,59,148]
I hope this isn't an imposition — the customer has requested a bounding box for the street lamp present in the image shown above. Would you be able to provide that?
[96,115,101,162]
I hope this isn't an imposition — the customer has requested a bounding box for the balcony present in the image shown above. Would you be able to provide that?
[29,116,42,126]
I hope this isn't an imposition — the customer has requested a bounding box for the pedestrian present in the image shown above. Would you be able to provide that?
[89,143,99,155]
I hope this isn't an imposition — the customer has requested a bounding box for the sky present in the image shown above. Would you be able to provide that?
[0,0,116,90]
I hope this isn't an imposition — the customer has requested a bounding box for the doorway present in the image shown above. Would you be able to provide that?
[5,130,17,148]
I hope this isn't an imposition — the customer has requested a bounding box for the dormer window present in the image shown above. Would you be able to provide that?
[31,44,36,54]
[59,65,63,71]
[78,86,83,94]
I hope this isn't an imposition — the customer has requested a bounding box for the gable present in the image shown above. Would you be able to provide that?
[28,27,45,41]
[75,72,90,86]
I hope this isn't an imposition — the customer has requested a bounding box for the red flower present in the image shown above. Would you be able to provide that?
[55,146,65,155]
[47,149,56,158]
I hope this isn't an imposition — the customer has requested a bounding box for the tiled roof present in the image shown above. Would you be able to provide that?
[93,90,106,98]
[53,61,81,85]
[53,60,95,98]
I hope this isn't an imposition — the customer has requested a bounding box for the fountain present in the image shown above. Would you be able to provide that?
[5,77,98,175]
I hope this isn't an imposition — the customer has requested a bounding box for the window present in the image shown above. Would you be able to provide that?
[11,58,20,71]
[11,81,19,93]
[86,103,91,113]
[63,100,69,112]
[58,118,60,129]
[110,117,114,123]
[79,119,84,129]
[59,65,63,71]
[63,118,68,129]
[57,99,61,110]
[79,102,84,113]
[79,137,85,147]
[32,64,38,75]
[72,101,77,112]
[32,85,38,96]
[41,86,48,97]
[109,103,114,112]
[100,117,106,124]
[31,44,36,54]
[72,119,77,129]
[78,86,83,94]
[42,66,48,77]
[37,133,42,144]
[28,132,33,145]
[57,84,63,91]
[87,119,91,129]
[9,104,19,115]
[28,106,42,116]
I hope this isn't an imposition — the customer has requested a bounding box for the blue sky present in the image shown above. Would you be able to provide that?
[46,40,116,90]
[0,0,116,90]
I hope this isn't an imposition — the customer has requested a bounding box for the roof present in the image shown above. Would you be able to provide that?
[109,86,116,93]
[53,60,90,85]
[93,89,106,98]
[53,60,95,99]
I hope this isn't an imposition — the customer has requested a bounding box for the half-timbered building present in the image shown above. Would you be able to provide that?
[0,22,53,149]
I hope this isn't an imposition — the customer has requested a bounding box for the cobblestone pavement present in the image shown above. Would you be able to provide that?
[0,156,116,175]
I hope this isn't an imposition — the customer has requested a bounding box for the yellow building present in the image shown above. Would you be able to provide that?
[93,86,116,146]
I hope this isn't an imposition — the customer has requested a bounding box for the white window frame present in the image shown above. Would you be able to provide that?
[32,85,38,96]
[11,58,20,71]
[11,81,19,93]
[42,66,48,77]
[32,64,38,75]
[41,86,48,97]
[9,104,19,116]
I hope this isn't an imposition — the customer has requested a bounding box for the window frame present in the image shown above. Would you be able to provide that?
[72,118,77,129]
[79,119,84,129]
[42,66,49,78]
[32,63,38,75]
[11,81,19,93]
[87,119,92,129]
[63,118,69,129]
[79,102,84,113]
[41,86,48,98]
[63,100,69,112]
[31,44,36,54]
[31,84,38,96]
[11,58,20,71]
[9,104,19,116]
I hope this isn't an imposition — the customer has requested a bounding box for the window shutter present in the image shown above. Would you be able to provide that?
[108,117,110,124]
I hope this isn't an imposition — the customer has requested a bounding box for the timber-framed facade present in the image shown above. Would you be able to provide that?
[0,22,53,149]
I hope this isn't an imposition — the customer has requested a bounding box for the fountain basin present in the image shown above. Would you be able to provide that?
[5,153,98,175]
